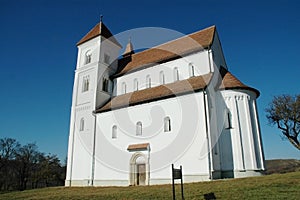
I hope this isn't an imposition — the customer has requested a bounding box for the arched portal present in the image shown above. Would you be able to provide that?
[129,152,149,186]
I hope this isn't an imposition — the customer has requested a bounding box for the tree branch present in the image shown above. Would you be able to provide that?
[276,120,288,133]
[285,135,300,150]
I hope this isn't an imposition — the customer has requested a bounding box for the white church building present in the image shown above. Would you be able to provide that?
[65,20,265,186]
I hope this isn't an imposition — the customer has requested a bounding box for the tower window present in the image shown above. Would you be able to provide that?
[80,118,84,131]
[174,67,179,81]
[159,71,165,84]
[112,125,117,139]
[189,63,195,77]
[122,82,127,94]
[134,78,138,91]
[136,121,142,136]
[104,53,110,64]
[85,51,92,64]
[146,75,151,88]
[164,117,171,132]
[102,78,109,92]
[82,76,90,92]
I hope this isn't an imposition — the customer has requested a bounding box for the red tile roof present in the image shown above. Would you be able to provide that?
[96,73,212,113]
[95,70,259,113]
[115,25,216,77]
[220,71,260,97]
[77,22,122,47]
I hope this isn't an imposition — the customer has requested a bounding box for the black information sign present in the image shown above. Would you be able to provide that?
[172,164,184,200]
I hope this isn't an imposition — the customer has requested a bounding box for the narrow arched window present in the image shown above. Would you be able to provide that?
[225,112,232,129]
[122,82,127,94]
[159,71,165,84]
[112,125,117,139]
[82,76,90,92]
[174,67,179,81]
[189,63,195,77]
[80,118,84,131]
[104,53,110,64]
[134,78,138,91]
[146,75,151,88]
[136,121,142,136]
[85,50,92,64]
[102,77,109,92]
[164,117,171,132]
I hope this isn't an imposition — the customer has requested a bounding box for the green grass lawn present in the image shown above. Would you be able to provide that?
[1,171,299,200]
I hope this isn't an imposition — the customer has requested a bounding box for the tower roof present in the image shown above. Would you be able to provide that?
[122,38,135,57]
[77,22,122,47]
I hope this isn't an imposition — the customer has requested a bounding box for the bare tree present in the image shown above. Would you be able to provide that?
[0,138,20,168]
[0,137,65,191]
[15,143,40,190]
[0,138,20,190]
[266,94,300,150]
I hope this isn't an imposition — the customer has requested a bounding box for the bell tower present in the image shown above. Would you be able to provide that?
[65,18,122,186]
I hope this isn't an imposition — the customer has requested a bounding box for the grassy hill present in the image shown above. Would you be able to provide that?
[264,159,300,174]
[1,171,300,200]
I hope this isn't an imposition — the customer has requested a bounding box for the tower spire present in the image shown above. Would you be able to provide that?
[122,37,135,57]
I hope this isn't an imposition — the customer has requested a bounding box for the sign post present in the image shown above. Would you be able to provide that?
[172,164,184,200]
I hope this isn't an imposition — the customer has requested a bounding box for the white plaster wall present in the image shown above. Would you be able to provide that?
[211,30,227,69]
[77,37,100,69]
[249,98,265,169]
[93,92,210,184]
[220,90,264,172]
[76,68,96,106]
[114,51,210,95]
[66,35,121,185]
[99,38,121,72]
[66,104,95,183]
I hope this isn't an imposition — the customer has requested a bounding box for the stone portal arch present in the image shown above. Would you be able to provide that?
[129,152,149,186]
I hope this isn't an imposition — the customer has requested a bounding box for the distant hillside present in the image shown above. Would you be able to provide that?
[264,159,300,175]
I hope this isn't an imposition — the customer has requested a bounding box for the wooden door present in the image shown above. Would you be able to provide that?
[137,164,146,185]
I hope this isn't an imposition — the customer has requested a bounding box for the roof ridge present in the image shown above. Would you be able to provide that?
[115,25,216,77]
[128,25,216,59]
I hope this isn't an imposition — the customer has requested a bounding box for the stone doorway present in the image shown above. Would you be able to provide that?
[129,152,149,186]
[128,143,150,186]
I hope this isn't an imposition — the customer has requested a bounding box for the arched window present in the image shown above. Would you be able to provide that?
[164,117,171,132]
[85,50,92,64]
[134,78,139,91]
[146,75,151,88]
[189,63,195,77]
[112,125,117,139]
[104,53,110,64]
[174,67,179,81]
[136,121,142,136]
[79,118,84,131]
[225,112,232,129]
[82,76,89,92]
[122,82,127,94]
[159,71,165,84]
[102,77,109,92]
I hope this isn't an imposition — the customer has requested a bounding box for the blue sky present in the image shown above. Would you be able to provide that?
[0,0,299,162]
